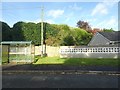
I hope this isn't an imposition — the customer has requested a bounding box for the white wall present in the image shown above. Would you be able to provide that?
[31,45,120,58]
[60,46,120,58]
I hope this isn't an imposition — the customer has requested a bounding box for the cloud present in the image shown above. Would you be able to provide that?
[95,16,118,30]
[91,3,108,16]
[24,19,55,24]
[25,19,40,24]
[103,0,118,3]
[85,18,97,23]
[65,12,74,22]
[34,19,41,23]
[107,17,116,25]
[91,1,117,16]
[45,19,55,24]
[69,3,82,11]
[48,9,64,18]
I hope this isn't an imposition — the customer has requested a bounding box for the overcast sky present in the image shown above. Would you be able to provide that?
[0,1,118,30]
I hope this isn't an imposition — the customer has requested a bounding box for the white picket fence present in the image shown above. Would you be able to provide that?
[60,46,120,58]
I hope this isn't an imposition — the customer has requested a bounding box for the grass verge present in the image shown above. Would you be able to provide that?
[33,56,119,67]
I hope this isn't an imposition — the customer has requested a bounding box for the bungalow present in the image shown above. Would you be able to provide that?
[88,31,120,46]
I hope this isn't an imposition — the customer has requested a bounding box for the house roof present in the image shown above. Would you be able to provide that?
[98,31,120,41]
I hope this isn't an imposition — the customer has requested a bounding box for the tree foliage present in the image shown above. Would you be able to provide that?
[12,21,25,41]
[2,21,93,46]
[71,28,92,45]
[103,28,114,32]
[77,20,92,32]
[1,21,12,41]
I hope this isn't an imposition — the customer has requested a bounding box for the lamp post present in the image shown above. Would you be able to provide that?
[41,6,44,57]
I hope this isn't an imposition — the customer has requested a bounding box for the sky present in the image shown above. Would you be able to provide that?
[0,1,118,31]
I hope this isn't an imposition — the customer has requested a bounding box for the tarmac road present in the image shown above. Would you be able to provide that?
[2,72,119,88]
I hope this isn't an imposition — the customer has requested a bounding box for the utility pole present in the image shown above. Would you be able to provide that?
[41,6,44,57]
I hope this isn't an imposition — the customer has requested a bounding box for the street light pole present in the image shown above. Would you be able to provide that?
[41,6,44,57]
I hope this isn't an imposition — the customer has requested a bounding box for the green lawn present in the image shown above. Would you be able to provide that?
[34,56,119,67]
[2,55,119,67]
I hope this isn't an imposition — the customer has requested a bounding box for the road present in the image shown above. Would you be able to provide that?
[2,72,119,88]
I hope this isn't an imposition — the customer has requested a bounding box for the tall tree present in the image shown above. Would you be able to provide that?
[12,21,25,41]
[71,28,92,45]
[2,21,12,41]
[77,20,92,32]
[2,21,93,46]
[23,22,40,45]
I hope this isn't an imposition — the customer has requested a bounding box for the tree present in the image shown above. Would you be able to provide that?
[1,21,12,41]
[103,28,114,32]
[12,21,25,41]
[77,20,92,32]
[3,21,93,46]
[71,28,92,45]
[23,22,40,45]
[57,24,72,46]
[45,24,72,46]
[61,35,75,46]
[12,22,41,45]
[45,24,60,46]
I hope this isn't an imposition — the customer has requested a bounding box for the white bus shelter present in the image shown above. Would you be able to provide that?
[1,41,34,64]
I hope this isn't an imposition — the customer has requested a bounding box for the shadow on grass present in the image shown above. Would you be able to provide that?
[2,57,119,71]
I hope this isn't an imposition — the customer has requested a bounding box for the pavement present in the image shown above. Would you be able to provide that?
[1,64,120,75]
